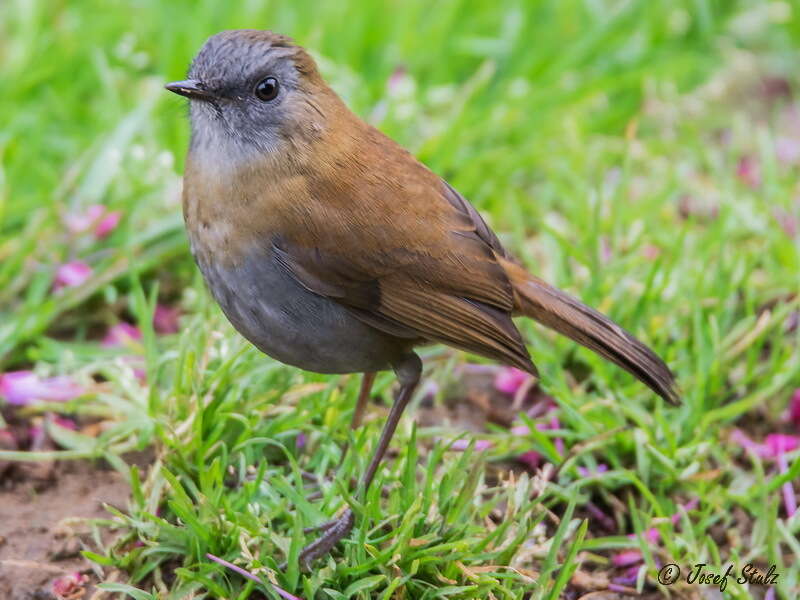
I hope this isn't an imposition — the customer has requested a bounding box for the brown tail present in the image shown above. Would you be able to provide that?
[500,257,679,404]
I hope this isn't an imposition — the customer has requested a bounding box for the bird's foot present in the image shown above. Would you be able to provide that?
[298,508,354,568]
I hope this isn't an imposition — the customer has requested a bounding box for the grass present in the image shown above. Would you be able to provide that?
[1,0,799,598]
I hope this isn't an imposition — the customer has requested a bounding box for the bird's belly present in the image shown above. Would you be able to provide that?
[194,247,404,374]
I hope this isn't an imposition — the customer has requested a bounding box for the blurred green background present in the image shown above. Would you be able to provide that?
[1,1,799,598]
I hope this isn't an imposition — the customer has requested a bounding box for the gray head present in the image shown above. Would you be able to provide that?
[166,30,329,156]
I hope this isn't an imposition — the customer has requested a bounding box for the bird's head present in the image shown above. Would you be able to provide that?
[166,30,332,157]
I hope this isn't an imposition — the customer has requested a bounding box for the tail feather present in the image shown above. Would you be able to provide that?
[500,257,679,404]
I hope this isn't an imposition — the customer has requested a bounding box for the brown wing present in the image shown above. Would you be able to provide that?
[271,134,536,374]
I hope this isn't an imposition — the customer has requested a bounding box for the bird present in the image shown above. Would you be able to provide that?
[165,29,679,566]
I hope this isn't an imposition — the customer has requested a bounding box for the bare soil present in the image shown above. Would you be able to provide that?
[0,460,129,600]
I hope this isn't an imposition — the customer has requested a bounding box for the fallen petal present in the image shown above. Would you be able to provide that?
[53,416,78,430]
[518,450,541,470]
[764,433,800,456]
[52,571,88,598]
[450,438,492,451]
[777,449,797,518]
[736,156,761,188]
[600,236,613,264]
[53,261,92,290]
[642,243,661,260]
[730,430,799,459]
[612,564,641,586]
[64,205,105,233]
[775,136,800,165]
[788,389,800,428]
[773,208,798,239]
[577,463,608,477]
[494,367,530,395]
[102,323,143,348]
[729,428,769,457]
[585,501,616,531]
[0,371,85,405]
[387,65,411,95]
[64,204,121,239]
[153,304,181,334]
[612,550,643,567]
[670,498,699,525]
[94,210,122,238]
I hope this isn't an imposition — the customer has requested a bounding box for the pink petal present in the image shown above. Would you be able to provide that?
[549,415,565,455]
[731,430,800,459]
[774,208,798,239]
[53,416,78,430]
[494,367,530,395]
[764,433,800,456]
[737,156,761,188]
[64,205,105,233]
[53,261,92,290]
[627,527,660,543]
[52,571,88,597]
[64,205,121,239]
[788,389,800,428]
[450,438,492,451]
[518,450,541,470]
[513,412,561,437]
[600,236,613,264]
[613,564,642,586]
[102,322,143,348]
[777,449,797,518]
[642,244,661,260]
[456,363,501,375]
[387,66,409,94]
[0,371,85,405]
[775,136,800,165]
[94,210,121,238]
[612,550,643,567]
[153,304,181,334]
[643,527,660,543]
[577,463,608,477]
[730,429,769,458]
[671,498,699,524]
[585,501,615,531]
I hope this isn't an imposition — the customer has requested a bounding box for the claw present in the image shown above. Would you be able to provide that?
[302,516,340,534]
[298,509,354,568]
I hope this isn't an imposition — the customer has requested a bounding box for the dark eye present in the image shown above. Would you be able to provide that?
[254,77,279,101]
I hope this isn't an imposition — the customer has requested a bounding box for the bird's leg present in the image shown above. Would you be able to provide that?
[298,355,421,567]
[340,371,376,459]
[302,372,377,522]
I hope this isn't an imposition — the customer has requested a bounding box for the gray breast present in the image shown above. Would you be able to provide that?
[194,246,405,374]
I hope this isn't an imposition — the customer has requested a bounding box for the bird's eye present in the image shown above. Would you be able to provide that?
[254,77,280,101]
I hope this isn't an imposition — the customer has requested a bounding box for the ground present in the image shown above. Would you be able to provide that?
[0,460,129,599]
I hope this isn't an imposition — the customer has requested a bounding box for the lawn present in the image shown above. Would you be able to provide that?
[1,0,799,598]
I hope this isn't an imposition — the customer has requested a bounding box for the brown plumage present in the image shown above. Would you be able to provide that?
[167,29,679,566]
